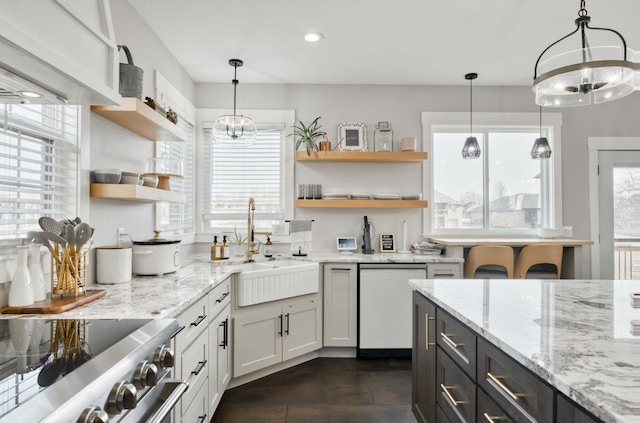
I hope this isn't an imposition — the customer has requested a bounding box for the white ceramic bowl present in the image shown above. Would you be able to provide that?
[94,169,121,184]
[142,174,159,188]
[120,172,140,185]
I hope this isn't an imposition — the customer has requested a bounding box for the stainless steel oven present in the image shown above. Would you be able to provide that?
[0,318,185,422]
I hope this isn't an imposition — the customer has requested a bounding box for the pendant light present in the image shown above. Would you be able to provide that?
[461,73,480,159]
[531,106,552,159]
[533,0,639,107]
[213,59,257,146]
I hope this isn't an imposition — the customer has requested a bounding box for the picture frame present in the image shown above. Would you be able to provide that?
[379,233,396,253]
[338,122,367,151]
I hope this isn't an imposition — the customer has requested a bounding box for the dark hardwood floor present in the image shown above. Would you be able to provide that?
[211,357,417,423]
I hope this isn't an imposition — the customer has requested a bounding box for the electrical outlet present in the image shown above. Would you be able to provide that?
[117,227,125,243]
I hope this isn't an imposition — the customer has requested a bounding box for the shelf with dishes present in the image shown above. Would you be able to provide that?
[91,97,187,142]
[90,183,184,203]
[295,151,427,162]
[295,199,427,208]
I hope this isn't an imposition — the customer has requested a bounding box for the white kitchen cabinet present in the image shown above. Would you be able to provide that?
[427,263,462,279]
[323,263,357,347]
[208,277,231,417]
[180,379,208,423]
[233,297,322,377]
[173,295,209,422]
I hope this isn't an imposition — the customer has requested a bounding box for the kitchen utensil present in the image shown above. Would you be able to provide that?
[65,225,75,246]
[39,217,62,235]
[74,223,92,247]
[40,231,68,247]
[37,355,66,387]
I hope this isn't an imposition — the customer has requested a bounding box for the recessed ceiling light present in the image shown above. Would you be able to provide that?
[304,32,324,43]
[18,91,43,98]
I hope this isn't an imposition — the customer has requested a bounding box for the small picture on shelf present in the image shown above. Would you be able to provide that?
[379,233,396,253]
[338,123,367,151]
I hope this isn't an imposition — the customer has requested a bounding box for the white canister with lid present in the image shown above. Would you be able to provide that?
[96,246,132,284]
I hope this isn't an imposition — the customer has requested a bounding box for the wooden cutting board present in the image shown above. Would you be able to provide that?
[0,290,106,314]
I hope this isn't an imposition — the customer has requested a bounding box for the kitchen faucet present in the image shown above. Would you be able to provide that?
[246,197,271,260]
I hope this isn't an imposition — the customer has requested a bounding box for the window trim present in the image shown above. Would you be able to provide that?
[421,112,563,236]
[195,108,295,237]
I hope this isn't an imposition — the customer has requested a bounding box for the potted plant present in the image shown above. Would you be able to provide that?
[291,117,328,155]
[231,225,247,257]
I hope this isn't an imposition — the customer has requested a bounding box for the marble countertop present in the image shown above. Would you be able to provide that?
[410,278,640,423]
[1,251,461,319]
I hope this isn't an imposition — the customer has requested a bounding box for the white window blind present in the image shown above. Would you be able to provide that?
[203,124,285,232]
[157,116,195,235]
[0,104,78,248]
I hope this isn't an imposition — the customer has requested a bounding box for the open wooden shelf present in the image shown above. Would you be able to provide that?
[90,184,184,203]
[295,199,428,208]
[91,97,187,142]
[295,151,427,162]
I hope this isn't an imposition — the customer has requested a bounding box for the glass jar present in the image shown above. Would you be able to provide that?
[374,121,393,152]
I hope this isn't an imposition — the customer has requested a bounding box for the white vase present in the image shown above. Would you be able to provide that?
[9,245,34,307]
[29,244,47,302]
[9,319,33,374]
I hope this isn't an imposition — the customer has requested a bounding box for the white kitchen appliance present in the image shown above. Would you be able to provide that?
[337,236,357,253]
[358,263,427,358]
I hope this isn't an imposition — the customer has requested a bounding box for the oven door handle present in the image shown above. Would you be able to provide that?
[146,379,189,423]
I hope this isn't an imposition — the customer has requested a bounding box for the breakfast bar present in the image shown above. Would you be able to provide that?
[428,237,594,278]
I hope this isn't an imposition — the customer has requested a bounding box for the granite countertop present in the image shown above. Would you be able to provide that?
[1,251,461,320]
[410,278,640,423]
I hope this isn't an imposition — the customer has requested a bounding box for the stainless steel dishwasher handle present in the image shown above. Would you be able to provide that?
[359,264,427,270]
[146,379,189,423]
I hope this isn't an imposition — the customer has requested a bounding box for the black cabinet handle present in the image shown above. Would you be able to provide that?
[285,313,290,335]
[197,415,207,423]
[278,314,283,336]
[219,318,228,349]
[191,360,207,376]
[190,315,206,327]
[216,292,229,303]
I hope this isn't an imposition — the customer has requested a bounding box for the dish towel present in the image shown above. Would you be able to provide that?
[289,219,313,254]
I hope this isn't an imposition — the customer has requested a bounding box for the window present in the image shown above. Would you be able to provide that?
[199,109,295,234]
[422,112,562,235]
[156,116,195,235]
[0,103,79,250]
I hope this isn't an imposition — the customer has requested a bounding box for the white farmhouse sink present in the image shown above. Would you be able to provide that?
[236,260,319,306]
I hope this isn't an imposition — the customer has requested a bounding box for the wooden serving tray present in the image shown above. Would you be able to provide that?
[1,289,106,314]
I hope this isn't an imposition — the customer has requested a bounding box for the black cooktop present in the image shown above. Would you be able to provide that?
[0,318,154,419]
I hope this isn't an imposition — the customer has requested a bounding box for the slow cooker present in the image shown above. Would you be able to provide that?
[132,230,181,275]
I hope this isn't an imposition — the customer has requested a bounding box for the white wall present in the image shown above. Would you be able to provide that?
[196,83,640,272]
[87,2,195,251]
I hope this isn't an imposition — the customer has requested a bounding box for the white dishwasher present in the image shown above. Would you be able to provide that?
[358,263,427,358]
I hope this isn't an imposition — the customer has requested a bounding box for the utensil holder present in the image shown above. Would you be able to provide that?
[50,244,89,297]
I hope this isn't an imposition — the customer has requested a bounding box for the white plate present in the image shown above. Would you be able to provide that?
[373,194,401,200]
[323,193,350,199]
[351,193,371,199]
[402,194,422,200]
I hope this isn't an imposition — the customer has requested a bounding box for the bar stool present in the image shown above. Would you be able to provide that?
[464,245,514,279]
[514,244,563,279]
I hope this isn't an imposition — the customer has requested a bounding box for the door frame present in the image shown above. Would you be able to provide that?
[587,137,640,279]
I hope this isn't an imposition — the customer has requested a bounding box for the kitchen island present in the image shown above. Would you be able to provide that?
[410,278,640,423]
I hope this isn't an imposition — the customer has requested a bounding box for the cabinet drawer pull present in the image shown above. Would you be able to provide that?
[197,414,207,423]
[440,384,463,407]
[215,292,229,303]
[191,360,207,376]
[441,333,461,348]
[190,315,206,327]
[330,267,352,271]
[425,313,435,350]
[483,413,505,422]
[487,372,522,401]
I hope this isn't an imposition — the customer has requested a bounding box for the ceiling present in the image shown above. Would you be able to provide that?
[128,0,640,87]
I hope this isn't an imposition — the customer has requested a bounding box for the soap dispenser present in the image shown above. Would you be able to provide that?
[221,235,229,260]
[211,236,220,261]
[264,237,273,258]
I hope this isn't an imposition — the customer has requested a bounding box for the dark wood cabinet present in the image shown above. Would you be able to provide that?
[557,394,599,423]
[437,347,476,423]
[412,290,437,423]
[412,290,604,423]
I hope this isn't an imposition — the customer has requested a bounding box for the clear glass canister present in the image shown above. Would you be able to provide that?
[374,121,393,152]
